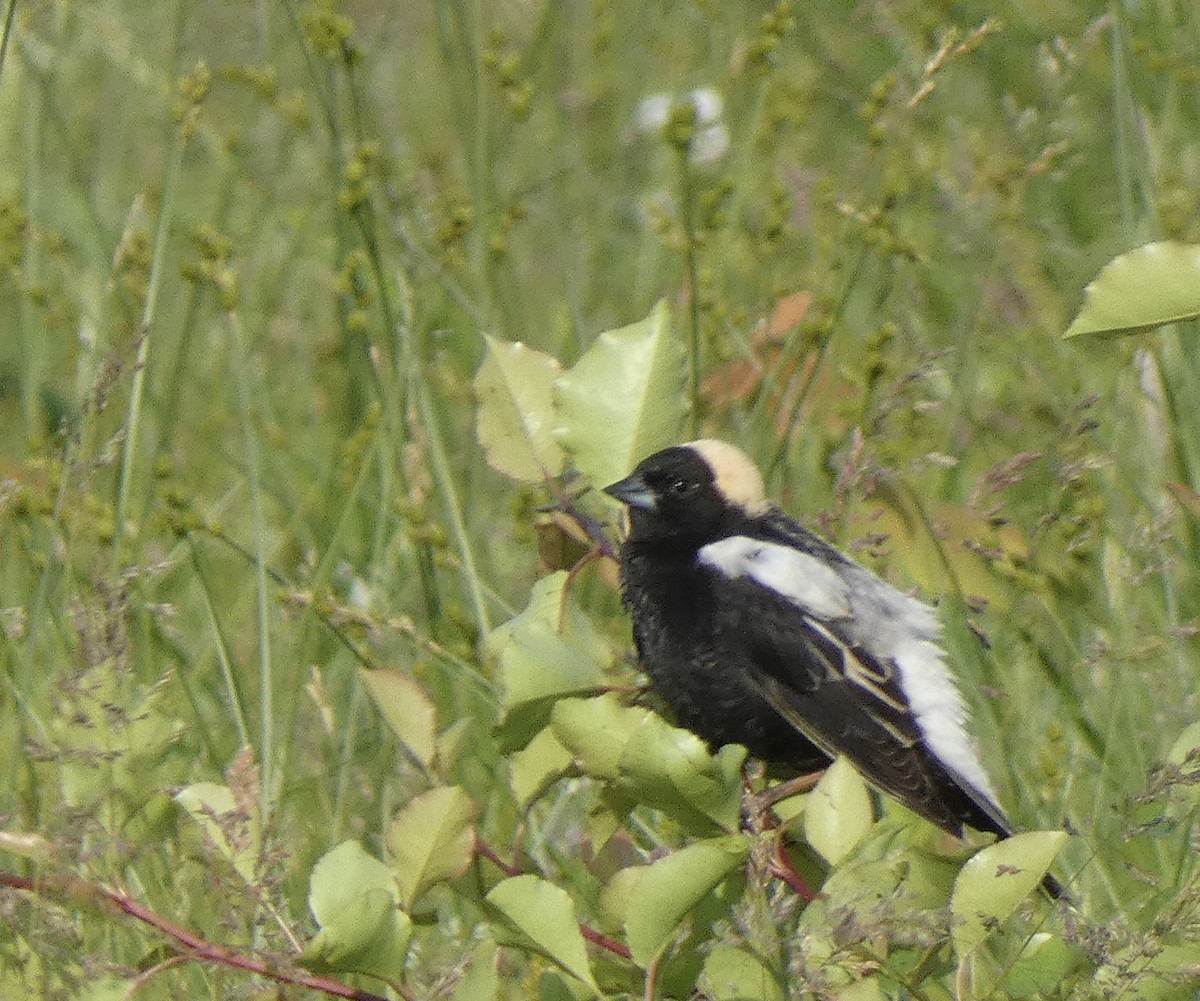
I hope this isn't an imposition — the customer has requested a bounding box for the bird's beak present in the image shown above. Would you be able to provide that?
[603,473,657,511]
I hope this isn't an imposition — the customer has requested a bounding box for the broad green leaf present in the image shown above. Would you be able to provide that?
[656,877,747,999]
[510,725,574,808]
[485,875,600,994]
[833,977,887,1001]
[551,694,651,779]
[487,572,614,750]
[815,854,941,914]
[769,789,805,824]
[174,782,260,883]
[453,937,500,1001]
[951,831,1067,956]
[1168,720,1200,767]
[618,711,747,834]
[474,336,565,481]
[74,977,131,1001]
[438,718,472,772]
[555,300,688,488]
[1005,933,1085,998]
[386,785,476,909]
[624,835,749,966]
[702,946,785,1001]
[540,970,597,1001]
[803,756,873,866]
[587,785,635,853]
[360,668,437,768]
[597,864,645,934]
[302,840,411,982]
[1064,241,1200,338]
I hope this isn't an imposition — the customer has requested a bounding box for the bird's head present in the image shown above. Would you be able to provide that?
[603,439,769,542]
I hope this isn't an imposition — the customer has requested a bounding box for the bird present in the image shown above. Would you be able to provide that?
[604,438,1063,897]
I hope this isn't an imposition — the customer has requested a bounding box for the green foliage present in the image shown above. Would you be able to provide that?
[475,336,567,482]
[1065,241,1200,338]
[486,875,601,994]
[174,779,262,885]
[951,832,1069,955]
[4,1,1200,999]
[553,301,689,488]
[622,836,750,966]
[489,570,616,750]
[302,840,412,982]
[386,785,476,910]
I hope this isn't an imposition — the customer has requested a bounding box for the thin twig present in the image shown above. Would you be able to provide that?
[0,871,396,1001]
[474,834,521,877]
[580,924,633,960]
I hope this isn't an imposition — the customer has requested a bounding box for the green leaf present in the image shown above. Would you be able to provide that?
[474,336,565,482]
[487,572,614,750]
[1064,241,1200,338]
[817,849,954,912]
[701,946,785,1001]
[73,976,132,1001]
[832,977,887,1001]
[438,718,472,772]
[485,875,600,994]
[540,970,597,1001]
[803,756,873,866]
[951,831,1067,956]
[386,785,476,909]
[453,937,500,1001]
[510,725,575,808]
[587,785,635,853]
[301,840,411,981]
[1168,720,1200,767]
[597,864,645,935]
[551,694,651,780]
[555,300,688,488]
[174,782,260,884]
[624,835,749,966]
[1004,933,1085,998]
[618,711,747,835]
[360,668,437,768]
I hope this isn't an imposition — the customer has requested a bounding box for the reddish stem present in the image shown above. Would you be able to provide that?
[472,838,633,960]
[0,871,392,1001]
[768,834,817,902]
[580,922,632,960]
[474,833,521,877]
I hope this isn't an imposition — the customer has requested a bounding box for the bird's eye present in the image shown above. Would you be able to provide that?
[669,479,692,496]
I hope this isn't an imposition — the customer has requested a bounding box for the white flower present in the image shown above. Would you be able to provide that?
[633,87,729,165]
[689,124,729,165]
[635,93,672,133]
[690,87,723,124]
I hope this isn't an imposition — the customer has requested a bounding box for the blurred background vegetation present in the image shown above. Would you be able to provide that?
[3,0,1200,997]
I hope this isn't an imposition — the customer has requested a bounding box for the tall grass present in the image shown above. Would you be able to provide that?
[2,0,1200,996]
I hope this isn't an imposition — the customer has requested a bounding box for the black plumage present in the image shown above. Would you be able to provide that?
[605,440,1062,896]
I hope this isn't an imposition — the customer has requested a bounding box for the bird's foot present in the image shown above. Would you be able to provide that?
[741,769,826,902]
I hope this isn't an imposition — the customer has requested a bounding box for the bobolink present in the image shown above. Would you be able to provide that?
[605,439,1062,896]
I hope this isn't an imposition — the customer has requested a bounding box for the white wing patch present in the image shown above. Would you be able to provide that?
[890,637,1000,803]
[697,537,851,620]
[699,536,1002,807]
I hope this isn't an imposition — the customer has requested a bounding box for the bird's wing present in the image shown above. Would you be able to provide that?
[697,525,1012,837]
